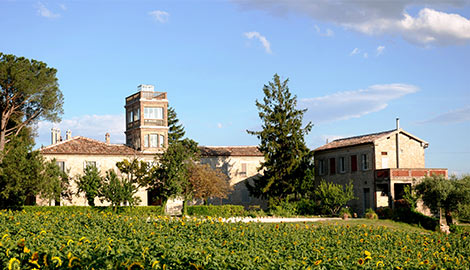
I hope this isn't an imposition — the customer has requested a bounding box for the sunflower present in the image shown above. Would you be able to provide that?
[358,258,365,265]
[314,260,322,265]
[8,258,20,270]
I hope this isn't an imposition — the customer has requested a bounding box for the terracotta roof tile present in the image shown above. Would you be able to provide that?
[40,136,139,156]
[314,130,396,152]
[199,146,263,157]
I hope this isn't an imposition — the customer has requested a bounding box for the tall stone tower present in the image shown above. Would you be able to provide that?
[125,84,168,153]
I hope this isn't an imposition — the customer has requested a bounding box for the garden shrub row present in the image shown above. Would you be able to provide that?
[186,205,245,217]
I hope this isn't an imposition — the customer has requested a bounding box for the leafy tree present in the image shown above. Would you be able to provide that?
[75,165,102,206]
[38,159,72,206]
[99,170,140,211]
[314,180,356,216]
[0,53,63,154]
[116,158,150,187]
[188,163,232,204]
[149,139,199,212]
[415,175,470,225]
[247,74,313,203]
[167,106,185,144]
[0,128,43,208]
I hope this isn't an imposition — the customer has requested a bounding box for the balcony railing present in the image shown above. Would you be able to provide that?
[126,91,167,104]
[375,168,448,180]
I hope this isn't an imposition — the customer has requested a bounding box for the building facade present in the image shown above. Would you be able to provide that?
[40,85,264,207]
[313,119,447,216]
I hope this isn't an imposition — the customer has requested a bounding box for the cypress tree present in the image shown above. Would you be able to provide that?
[167,106,185,144]
[247,74,314,203]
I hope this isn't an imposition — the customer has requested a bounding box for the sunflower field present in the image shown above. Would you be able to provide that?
[0,209,469,269]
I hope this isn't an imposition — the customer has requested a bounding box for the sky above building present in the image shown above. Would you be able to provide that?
[1,0,469,175]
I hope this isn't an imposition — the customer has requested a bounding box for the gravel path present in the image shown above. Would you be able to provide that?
[223,217,342,223]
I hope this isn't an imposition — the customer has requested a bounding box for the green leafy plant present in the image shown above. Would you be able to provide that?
[314,180,356,216]
[75,165,102,206]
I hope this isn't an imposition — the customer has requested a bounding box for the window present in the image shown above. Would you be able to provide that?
[329,158,336,175]
[339,157,345,173]
[351,155,357,172]
[84,161,99,170]
[318,160,325,175]
[144,135,149,148]
[158,134,164,148]
[240,163,247,176]
[144,107,163,119]
[361,154,370,170]
[56,161,65,172]
[134,109,140,121]
[150,134,158,147]
[127,111,132,123]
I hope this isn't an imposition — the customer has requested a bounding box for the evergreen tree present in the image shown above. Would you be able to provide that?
[168,106,185,144]
[247,74,313,203]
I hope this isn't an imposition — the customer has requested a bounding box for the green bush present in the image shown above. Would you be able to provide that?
[23,205,164,216]
[392,205,439,231]
[186,205,245,217]
[296,198,317,216]
[376,207,394,219]
[268,201,298,217]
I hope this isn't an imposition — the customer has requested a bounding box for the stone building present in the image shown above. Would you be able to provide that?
[313,119,447,216]
[39,84,264,207]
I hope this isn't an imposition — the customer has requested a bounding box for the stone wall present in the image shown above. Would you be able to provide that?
[201,155,266,208]
[315,144,375,215]
[374,132,425,169]
[42,153,155,206]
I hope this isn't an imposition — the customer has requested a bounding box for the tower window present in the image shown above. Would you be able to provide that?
[150,134,158,147]
[144,107,163,119]
[158,134,164,148]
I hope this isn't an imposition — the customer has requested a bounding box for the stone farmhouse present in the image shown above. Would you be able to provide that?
[313,119,447,216]
[40,85,264,207]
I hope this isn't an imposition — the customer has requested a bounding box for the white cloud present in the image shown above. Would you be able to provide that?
[36,2,60,19]
[314,25,334,37]
[244,31,272,54]
[420,106,470,124]
[376,45,386,56]
[217,123,223,128]
[233,1,470,46]
[363,52,369,58]
[36,114,125,147]
[350,48,360,55]
[149,10,170,23]
[299,83,419,123]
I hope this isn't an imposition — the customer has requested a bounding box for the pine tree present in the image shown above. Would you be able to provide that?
[247,74,314,203]
[168,106,185,144]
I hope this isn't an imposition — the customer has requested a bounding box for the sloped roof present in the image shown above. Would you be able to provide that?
[40,136,140,156]
[199,146,263,157]
[40,136,263,157]
[314,129,428,152]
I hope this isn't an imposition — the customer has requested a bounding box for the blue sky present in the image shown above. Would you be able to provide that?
[1,0,469,175]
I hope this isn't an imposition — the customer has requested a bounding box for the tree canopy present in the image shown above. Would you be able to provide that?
[0,53,63,153]
[168,106,185,145]
[247,74,314,203]
[188,163,232,204]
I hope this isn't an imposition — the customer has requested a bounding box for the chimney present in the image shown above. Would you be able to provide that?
[51,128,61,144]
[65,129,72,140]
[326,138,329,144]
[396,118,400,130]
[105,133,110,144]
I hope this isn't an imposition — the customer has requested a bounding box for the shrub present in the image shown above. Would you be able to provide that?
[268,201,298,217]
[295,198,317,216]
[365,208,378,219]
[376,207,394,219]
[186,205,245,217]
[314,180,356,215]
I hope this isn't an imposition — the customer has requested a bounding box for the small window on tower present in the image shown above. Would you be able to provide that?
[158,134,164,148]
[150,134,158,147]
